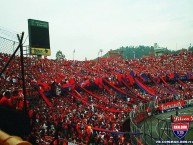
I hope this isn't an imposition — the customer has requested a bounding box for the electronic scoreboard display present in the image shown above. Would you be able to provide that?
[28,19,51,56]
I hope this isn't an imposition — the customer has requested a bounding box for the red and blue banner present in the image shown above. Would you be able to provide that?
[135,78,155,96]
[39,91,53,107]
[141,73,148,82]
[158,100,185,111]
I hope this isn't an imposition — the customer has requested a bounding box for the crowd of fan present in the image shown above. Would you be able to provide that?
[0,50,193,144]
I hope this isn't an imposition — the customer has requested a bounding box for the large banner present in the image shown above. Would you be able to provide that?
[158,100,185,111]
[135,78,155,96]
[172,115,193,123]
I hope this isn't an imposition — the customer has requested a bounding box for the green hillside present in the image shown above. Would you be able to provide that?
[103,45,193,59]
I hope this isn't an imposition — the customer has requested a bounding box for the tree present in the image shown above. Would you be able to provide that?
[188,46,193,51]
[56,50,65,60]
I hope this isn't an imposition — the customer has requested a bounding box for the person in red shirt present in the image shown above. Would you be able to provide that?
[0,91,13,107]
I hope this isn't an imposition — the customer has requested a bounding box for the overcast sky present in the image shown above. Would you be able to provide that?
[0,0,193,60]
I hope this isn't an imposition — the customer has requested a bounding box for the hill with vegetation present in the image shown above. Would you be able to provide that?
[103,45,193,59]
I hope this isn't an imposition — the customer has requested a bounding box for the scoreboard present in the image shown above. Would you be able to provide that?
[28,19,51,56]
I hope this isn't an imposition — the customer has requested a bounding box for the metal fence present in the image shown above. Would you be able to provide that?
[0,33,20,94]
[130,101,193,145]
[0,29,29,112]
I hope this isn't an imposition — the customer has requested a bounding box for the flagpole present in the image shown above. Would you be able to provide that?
[73,49,75,61]
[98,51,99,76]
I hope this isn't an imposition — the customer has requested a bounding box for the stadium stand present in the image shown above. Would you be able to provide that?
[0,50,193,144]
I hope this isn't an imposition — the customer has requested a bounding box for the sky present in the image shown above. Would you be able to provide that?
[0,0,193,60]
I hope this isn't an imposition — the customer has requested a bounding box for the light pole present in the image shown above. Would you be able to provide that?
[97,51,100,78]
[73,49,75,61]
[98,51,100,61]
[133,51,135,59]
[13,41,15,53]
[99,49,103,58]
